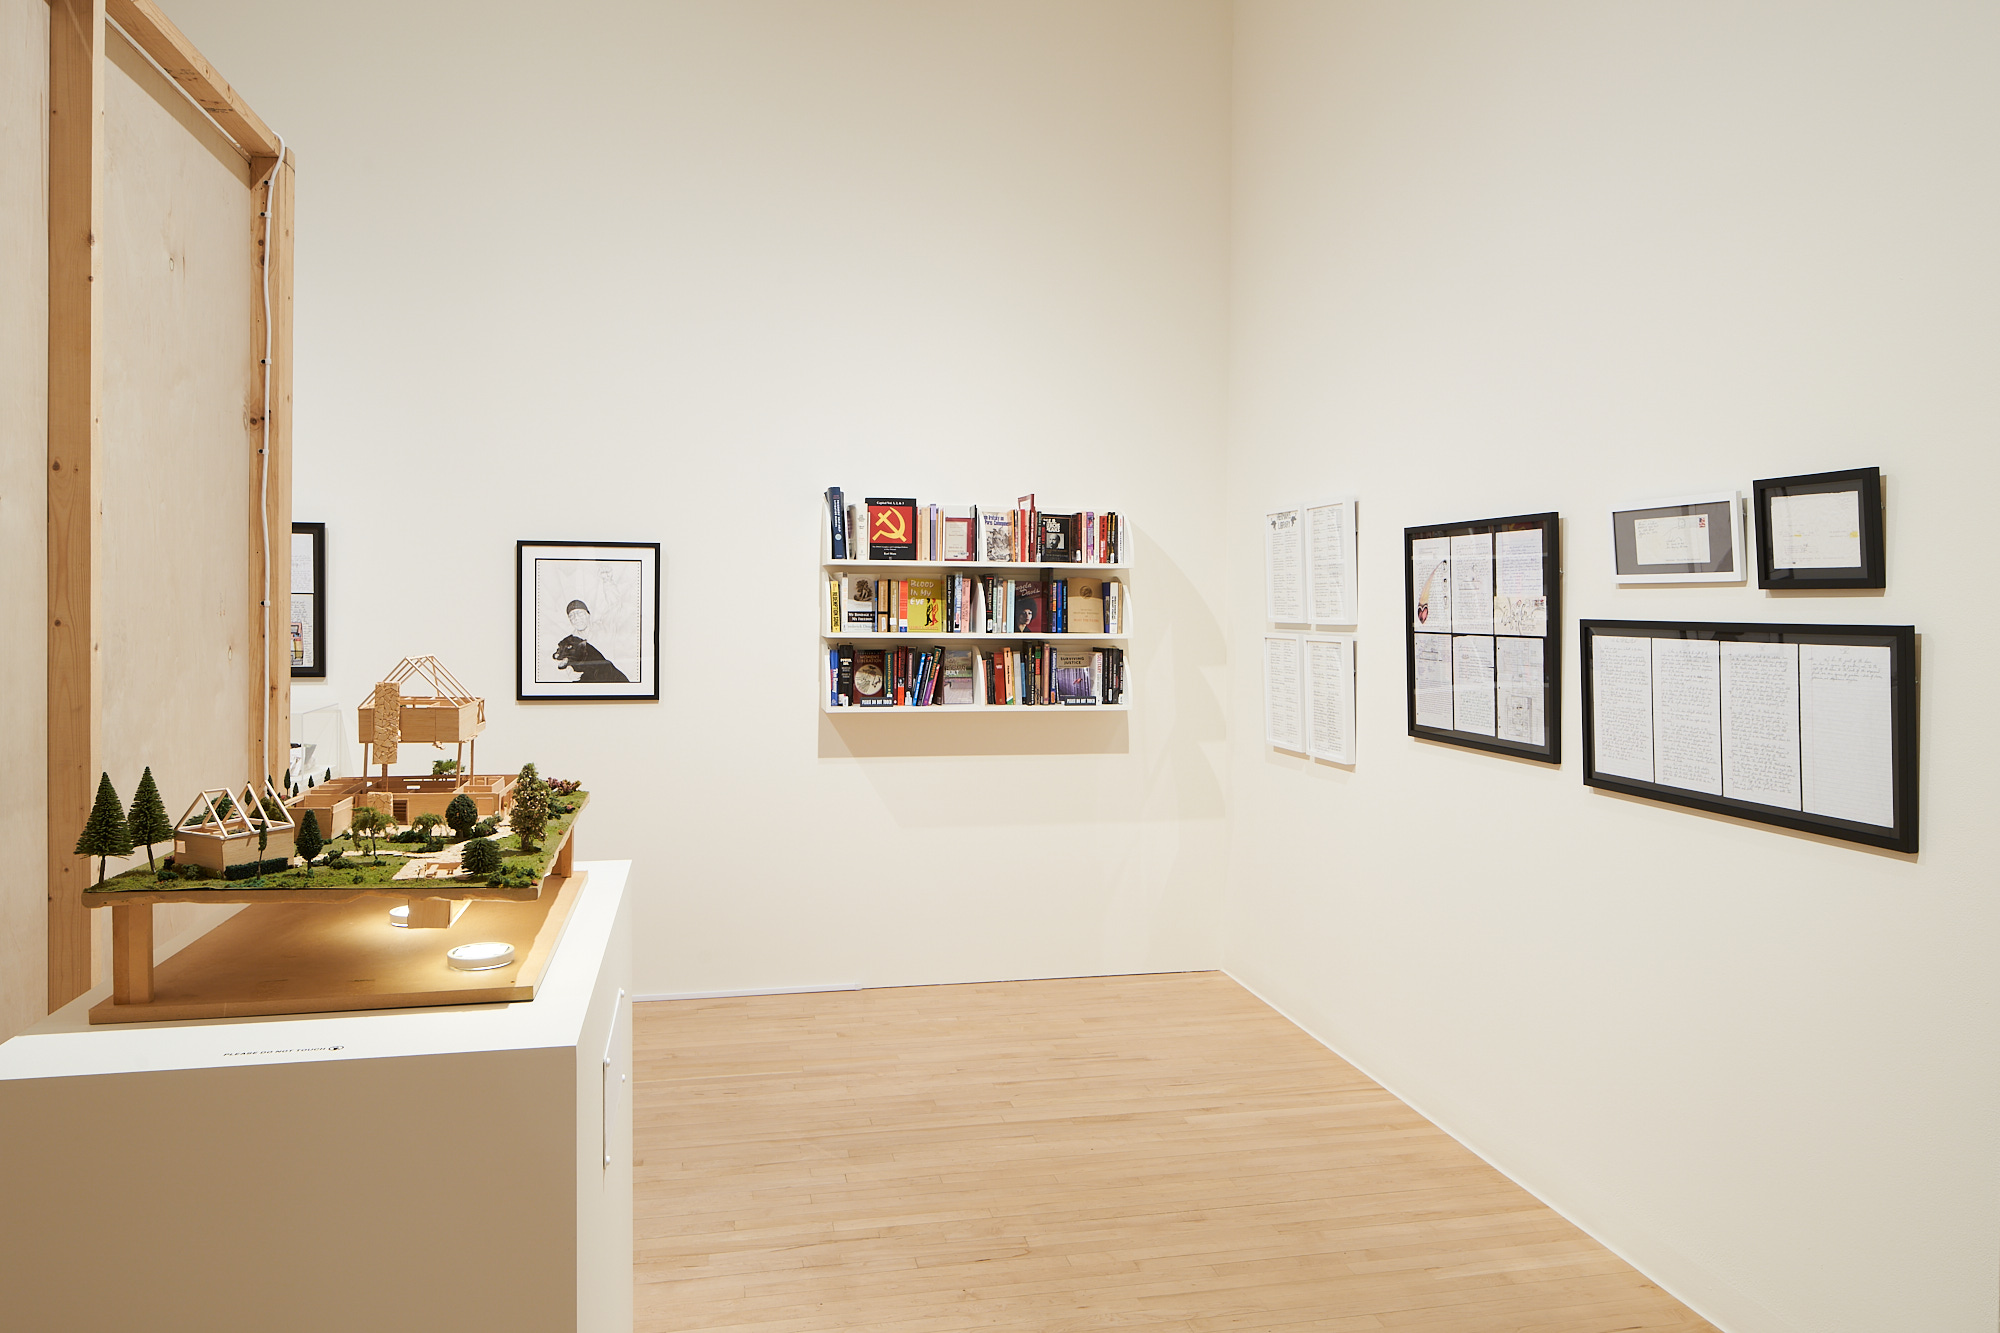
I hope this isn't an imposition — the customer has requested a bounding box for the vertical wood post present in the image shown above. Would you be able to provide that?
[249,152,295,793]
[47,0,106,1012]
[110,903,153,1004]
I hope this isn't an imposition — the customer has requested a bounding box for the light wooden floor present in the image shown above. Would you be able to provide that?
[633,971,1715,1332]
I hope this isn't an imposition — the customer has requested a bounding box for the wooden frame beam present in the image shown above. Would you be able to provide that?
[103,0,279,161]
[44,0,291,1011]
[47,0,107,1011]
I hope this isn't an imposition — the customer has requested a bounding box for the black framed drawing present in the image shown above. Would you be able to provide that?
[289,521,326,678]
[1752,467,1884,590]
[516,540,661,701]
[1404,511,1561,763]
[1610,491,1744,584]
[1580,620,1917,853]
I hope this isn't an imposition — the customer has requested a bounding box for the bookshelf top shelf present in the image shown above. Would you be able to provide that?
[824,559,1131,572]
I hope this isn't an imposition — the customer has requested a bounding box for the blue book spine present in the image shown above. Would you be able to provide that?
[828,487,847,559]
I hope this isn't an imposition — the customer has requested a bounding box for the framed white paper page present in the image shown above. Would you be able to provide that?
[1263,633,1305,752]
[1304,633,1356,764]
[1610,491,1745,584]
[1265,507,1306,623]
[1304,499,1357,626]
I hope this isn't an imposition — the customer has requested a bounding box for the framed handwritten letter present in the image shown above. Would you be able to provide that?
[1610,491,1744,584]
[1580,620,1917,852]
[1403,512,1560,764]
[1753,467,1885,590]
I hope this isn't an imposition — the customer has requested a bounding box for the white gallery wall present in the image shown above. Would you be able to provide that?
[162,0,1233,994]
[1225,4,2000,1331]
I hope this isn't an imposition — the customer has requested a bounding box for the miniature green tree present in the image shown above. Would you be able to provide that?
[350,803,389,864]
[445,793,479,842]
[74,772,134,887]
[432,758,459,777]
[296,810,324,880]
[125,767,173,871]
[250,819,271,888]
[508,763,549,854]
[460,836,503,879]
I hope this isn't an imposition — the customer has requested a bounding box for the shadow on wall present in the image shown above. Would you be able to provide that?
[820,710,1129,759]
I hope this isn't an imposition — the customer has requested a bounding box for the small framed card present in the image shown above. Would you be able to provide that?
[1610,491,1743,584]
[289,522,326,678]
[517,540,662,701]
[1753,467,1884,590]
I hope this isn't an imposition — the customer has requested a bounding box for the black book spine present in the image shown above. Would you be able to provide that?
[837,643,854,706]
[829,487,847,559]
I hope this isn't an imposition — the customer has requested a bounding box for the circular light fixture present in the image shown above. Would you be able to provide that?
[446,941,516,971]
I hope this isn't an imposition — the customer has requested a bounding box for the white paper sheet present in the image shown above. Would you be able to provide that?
[1411,537,1451,632]
[1634,513,1712,566]
[1799,642,1894,827]
[1264,633,1305,751]
[1649,638,1722,795]
[1495,636,1544,746]
[1591,635,1655,782]
[1492,528,1547,636]
[1305,634,1356,764]
[1413,632,1454,729]
[1306,500,1356,625]
[1451,635,1496,736]
[1265,508,1305,622]
[1720,640,1801,810]
[1448,534,1493,635]
[1769,491,1862,569]
[291,530,316,594]
[1495,528,1544,596]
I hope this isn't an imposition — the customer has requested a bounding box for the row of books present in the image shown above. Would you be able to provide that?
[828,643,1128,707]
[826,488,1125,565]
[828,572,1125,636]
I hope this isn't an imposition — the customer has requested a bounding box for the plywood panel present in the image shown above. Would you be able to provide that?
[0,0,50,1043]
[98,32,258,958]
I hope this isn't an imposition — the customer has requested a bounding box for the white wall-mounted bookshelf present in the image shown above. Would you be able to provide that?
[819,496,1133,714]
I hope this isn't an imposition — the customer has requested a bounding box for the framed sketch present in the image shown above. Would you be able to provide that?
[1610,491,1744,584]
[1404,511,1561,764]
[289,522,326,678]
[1581,619,1917,853]
[516,540,661,701]
[1753,467,1884,590]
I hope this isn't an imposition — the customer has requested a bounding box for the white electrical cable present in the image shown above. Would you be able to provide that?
[257,139,286,796]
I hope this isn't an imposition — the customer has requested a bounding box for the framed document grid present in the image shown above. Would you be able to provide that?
[1403,511,1561,764]
[1580,620,1917,853]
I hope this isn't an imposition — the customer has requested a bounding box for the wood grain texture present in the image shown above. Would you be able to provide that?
[97,32,260,975]
[256,149,293,791]
[0,0,51,1044]
[103,0,278,159]
[633,973,1716,1332]
[45,0,105,1011]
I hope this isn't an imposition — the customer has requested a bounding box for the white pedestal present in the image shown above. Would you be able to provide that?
[0,860,633,1333]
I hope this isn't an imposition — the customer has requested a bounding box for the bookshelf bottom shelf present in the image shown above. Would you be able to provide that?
[824,703,1130,716]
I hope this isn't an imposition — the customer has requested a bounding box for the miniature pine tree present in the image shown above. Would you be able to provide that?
[460,836,503,878]
[125,767,173,871]
[446,793,479,842]
[295,811,324,880]
[508,763,549,854]
[74,772,134,886]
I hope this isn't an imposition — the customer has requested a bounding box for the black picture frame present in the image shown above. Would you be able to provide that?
[289,521,326,679]
[1403,511,1561,764]
[1580,619,1918,853]
[1752,467,1884,590]
[516,540,662,702]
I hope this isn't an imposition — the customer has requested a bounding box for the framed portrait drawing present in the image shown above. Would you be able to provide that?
[1610,491,1744,584]
[289,522,326,678]
[1753,467,1885,590]
[516,541,661,701]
